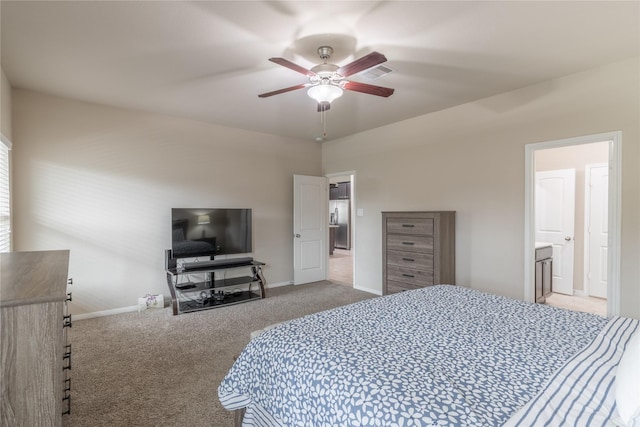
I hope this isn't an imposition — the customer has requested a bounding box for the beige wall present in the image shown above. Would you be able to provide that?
[12,90,321,315]
[535,142,609,294]
[10,58,640,318]
[1,68,11,140]
[323,57,640,318]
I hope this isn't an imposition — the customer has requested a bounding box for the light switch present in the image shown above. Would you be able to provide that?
[357,208,364,216]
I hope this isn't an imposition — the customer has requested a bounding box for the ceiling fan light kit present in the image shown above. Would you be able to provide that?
[307,84,343,104]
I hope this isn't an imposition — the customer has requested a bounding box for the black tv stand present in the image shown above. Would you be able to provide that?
[181,256,253,271]
[165,250,266,315]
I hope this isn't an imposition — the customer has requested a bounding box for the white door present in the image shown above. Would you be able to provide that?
[293,175,328,285]
[535,169,576,295]
[586,164,608,299]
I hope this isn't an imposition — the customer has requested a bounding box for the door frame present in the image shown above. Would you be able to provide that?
[524,131,621,316]
[326,171,356,287]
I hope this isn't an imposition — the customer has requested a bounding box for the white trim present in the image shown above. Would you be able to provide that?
[73,305,140,320]
[0,133,12,150]
[73,280,296,320]
[607,134,622,316]
[266,280,293,289]
[583,163,608,298]
[524,131,621,316]
[354,284,381,295]
[524,145,535,303]
[350,174,356,289]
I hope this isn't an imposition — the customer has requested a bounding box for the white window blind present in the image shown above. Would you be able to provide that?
[0,135,11,252]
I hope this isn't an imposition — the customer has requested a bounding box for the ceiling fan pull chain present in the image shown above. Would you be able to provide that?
[321,110,327,138]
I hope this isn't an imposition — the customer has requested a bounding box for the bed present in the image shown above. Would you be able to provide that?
[218,285,639,426]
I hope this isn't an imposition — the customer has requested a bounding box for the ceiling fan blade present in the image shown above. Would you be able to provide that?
[258,83,310,98]
[269,57,316,77]
[336,51,387,77]
[343,81,395,97]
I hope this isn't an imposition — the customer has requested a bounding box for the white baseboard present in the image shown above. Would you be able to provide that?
[73,305,139,320]
[73,280,295,320]
[266,280,293,289]
[353,284,382,296]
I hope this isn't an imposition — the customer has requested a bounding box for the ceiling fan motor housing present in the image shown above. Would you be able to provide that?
[317,46,333,61]
[311,63,339,76]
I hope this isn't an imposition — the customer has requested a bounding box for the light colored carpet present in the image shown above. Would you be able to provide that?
[63,281,374,427]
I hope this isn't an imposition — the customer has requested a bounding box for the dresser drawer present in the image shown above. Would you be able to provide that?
[387,234,433,253]
[386,280,429,294]
[387,265,434,287]
[386,217,434,235]
[387,250,433,270]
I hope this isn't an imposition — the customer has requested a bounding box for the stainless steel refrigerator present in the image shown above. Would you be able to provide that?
[329,199,350,250]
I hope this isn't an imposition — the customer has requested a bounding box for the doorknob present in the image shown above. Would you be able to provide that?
[565,236,572,241]
[295,234,301,238]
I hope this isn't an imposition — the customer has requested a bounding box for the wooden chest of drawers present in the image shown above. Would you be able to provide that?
[382,211,455,294]
[1,250,72,426]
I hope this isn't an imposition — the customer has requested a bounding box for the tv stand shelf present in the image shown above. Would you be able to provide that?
[165,255,266,315]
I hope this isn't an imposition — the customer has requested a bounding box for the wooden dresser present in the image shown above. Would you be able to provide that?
[382,211,455,294]
[1,250,72,426]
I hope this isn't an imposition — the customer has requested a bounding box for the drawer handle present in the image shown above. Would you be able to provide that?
[402,274,415,278]
[62,389,71,416]
[63,314,72,329]
[63,344,72,371]
[402,242,415,246]
[66,292,72,302]
[67,278,73,286]
[402,258,415,262]
[401,224,415,228]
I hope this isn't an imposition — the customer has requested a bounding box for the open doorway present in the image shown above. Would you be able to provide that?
[534,142,608,316]
[524,132,621,317]
[327,173,354,287]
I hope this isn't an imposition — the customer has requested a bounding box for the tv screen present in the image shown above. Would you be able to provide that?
[171,208,252,259]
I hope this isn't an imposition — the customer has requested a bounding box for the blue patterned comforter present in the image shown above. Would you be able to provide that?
[218,285,608,426]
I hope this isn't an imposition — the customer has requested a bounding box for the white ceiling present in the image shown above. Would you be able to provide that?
[2,1,639,142]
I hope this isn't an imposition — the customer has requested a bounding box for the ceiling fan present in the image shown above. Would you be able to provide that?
[258,46,395,112]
